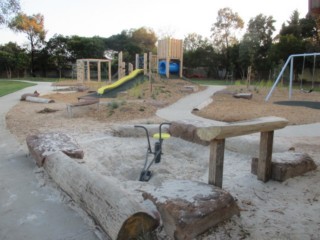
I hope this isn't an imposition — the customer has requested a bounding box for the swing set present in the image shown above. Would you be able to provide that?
[265,52,320,101]
[300,54,317,93]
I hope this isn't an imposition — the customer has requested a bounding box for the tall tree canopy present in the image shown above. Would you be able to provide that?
[211,7,244,51]
[130,27,157,53]
[211,7,244,77]
[9,12,46,75]
[0,0,20,25]
[239,14,275,79]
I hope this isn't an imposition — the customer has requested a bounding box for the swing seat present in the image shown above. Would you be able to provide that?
[153,133,171,140]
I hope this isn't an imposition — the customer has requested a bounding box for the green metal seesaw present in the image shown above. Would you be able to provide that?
[134,122,171,182]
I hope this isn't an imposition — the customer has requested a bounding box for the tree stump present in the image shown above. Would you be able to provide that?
[251,152,317,181]
[141,180,239,240]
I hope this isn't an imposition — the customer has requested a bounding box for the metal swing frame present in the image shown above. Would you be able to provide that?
[265,52,320,102]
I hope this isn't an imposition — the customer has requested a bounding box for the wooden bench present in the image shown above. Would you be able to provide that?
[66,97,99,117]
[196,116,289,188]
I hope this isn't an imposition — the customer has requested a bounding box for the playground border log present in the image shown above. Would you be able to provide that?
[44,151,159,240]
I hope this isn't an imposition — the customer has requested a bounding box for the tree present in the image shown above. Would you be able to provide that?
[130,27,157,53]
[0,42,28,78]
[240,14,276,80]
[45,34,71,78]
[184,33,210,51]
[67,35,106,60]
[0,0,20,25]
[9,13,46,76]
[211,8,244,51]
[211,7,244,77]
[280,10,301,38]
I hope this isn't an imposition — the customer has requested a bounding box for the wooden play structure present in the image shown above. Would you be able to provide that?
[76,59,112,83]
[157,38,183,78]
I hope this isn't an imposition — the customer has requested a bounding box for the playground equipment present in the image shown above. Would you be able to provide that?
[76,59,111,83]
[97,69,143,95]
[158,60,180,75]
[134,123,171,182]
[157,38,183,78]
[265,52,320,101]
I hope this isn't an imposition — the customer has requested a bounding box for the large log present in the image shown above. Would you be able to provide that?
[26,96,55,103]
[20,91,39,100]
[197,116,288,141]
[43,152,159,240]
[233,92,253,99]
[26,132,84,167]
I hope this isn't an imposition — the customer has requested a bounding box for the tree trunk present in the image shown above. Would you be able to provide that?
[44,152,160,240]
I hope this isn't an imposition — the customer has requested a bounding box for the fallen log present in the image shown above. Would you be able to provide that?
[233,92,253,100]
[26,96,55,103]
[43,151,159,240]
[20,91,39,100]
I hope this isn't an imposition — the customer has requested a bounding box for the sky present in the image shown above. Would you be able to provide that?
[0,0,308,45]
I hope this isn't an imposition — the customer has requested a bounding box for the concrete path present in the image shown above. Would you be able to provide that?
[157,85,226,124]
[0,82,100,240]
[157,85,320,138]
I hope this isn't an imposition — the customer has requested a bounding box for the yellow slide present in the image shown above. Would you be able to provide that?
[97,69,144,95]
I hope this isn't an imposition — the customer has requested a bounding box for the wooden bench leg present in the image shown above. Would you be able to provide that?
[209,139,225,188]
[257,131,274,182]
[66,104,73,118]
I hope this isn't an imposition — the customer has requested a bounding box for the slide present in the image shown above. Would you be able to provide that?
[97,69,144,95]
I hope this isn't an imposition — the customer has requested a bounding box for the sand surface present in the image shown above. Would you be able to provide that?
[6,83,320,239]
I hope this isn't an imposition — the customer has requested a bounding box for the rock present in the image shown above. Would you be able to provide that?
[251,152,317,182]
[26,132,84,167]
[169,120,210,146]
[142,180,240,240]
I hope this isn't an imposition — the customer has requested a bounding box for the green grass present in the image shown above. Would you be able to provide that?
[0,80,36,97]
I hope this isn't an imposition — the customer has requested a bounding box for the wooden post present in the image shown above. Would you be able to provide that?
[135,54,139,70]
[180,40,184,78]
[144,53,147,75]
[108,61,111,83]
[208,139,225,188]
[87,61,91,81]
[97,61,101,82]
[149,52,152,92]
[118,51,123,80]
[128,63,133,74]
[257,131,274,182]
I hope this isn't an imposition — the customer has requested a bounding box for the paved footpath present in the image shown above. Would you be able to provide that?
[157,85,320,138]
[0,82,100,240]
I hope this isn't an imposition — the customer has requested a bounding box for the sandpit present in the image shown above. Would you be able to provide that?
[6,83,320,239]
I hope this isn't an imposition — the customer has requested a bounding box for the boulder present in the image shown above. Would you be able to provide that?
[142,180,240,240]
[251,152,317,182]
[26,132,84,167]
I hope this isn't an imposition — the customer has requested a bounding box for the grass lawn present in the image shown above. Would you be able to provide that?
[0,80,36,97]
